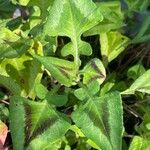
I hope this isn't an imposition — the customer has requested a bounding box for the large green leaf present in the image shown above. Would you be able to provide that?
[34,55,76,87]
[129,136,150,150]
[9,96,70,150]
[44,0,103,70]
[72,92,123,150]
[100,31,130,66]
[122,69,150,94]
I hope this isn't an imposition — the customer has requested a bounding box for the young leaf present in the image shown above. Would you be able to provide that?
[127,64,145,80]
[100,31,130,66]
[122,69,150,94]
[80,58,106,85]
[35,83,48,99]
[44,0,103,70]
[34,55,76,87]
[72,92,123,150]
[74,80,100,101]
[9,96,70,150]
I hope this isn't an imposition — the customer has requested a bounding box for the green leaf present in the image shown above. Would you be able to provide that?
[9,96,71,150]
[136,111,150,134]
[44,0,103,70]
[80,58,106,85]
[74,80,100,101]
[129,136,150,150]
[0,28,19,43]
[127,64,145,80]
[72,92,123,150]
[100,31,130,66]
[0,41,43,98]
[122,69,150,94]
[132,15,150,43]
[0,0,16,18]
[46,93,68,107]
[13,0,30,6]
[0,104,9,120]
[0,28,32,59]
[84,1,124,35]
[125,0,150,12]
[28,0,54,18]
[34,55,76,87]
[0,75,21,95]
[100,82,115,96]
[35,83,48,99]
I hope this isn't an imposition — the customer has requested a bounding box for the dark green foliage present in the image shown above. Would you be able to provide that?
[0,0,150,150]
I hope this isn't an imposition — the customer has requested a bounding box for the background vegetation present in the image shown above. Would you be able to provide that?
[0,0,150,149]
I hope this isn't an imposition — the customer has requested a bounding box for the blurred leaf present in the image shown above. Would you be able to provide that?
[136,111,150,134]
[86,139,100,149]
[9,95,71,150]
[80,58,106,85]
[129,136,150,150]
[122,69,150,94]
[0,28,19,43]
[100,82,115,96]
[0,75,21,95]
[35,83,48,99]
[127,64,145,80]
[132,15,150,43]
[111,81,127,92]
[100,31,130,66]
[46,93,68,107]
[0,0,16,18]
[12,0,54,18]
[125,0,150,12]
[28,0,54,18]
[72,92,123,150]
[0,28,32,59]
[45,139,62,150]
[0,104,9,120]
[74,80,100,101]
[0,120,8,149]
